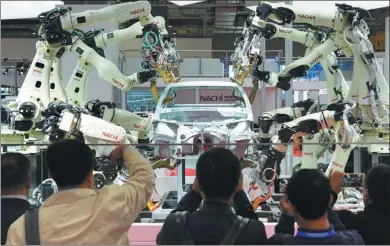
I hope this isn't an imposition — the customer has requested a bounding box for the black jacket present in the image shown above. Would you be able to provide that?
[268,208,364,245]
[336,203,390,244]
[1,197,31,245]
[156,190,267,245]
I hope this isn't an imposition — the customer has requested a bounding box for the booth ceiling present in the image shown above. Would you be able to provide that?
[1,0,388,38]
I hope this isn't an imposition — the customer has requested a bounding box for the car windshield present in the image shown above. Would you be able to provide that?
[159,110,248,123]
[158,86,248,123]
[160,86,247,108]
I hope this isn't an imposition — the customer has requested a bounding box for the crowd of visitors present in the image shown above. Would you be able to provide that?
[2,140,389,245]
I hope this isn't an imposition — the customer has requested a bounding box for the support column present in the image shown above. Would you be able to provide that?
[259,37,267,115]
[13,65,18,96]
[119,53,127,110]
[283,0,294,175]
[385,16,389,83]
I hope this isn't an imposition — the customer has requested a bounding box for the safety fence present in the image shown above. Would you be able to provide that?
[1,141,387,220]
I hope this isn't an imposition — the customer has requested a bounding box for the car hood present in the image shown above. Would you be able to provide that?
[154,107,253,122]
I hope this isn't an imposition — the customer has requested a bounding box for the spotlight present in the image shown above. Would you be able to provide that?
[17,61,30,76]
[2,68,9,76]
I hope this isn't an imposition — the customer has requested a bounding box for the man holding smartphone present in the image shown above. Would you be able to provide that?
[268,169,363,245]
[330,164,390,245]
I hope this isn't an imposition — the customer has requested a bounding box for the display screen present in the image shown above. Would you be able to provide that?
[274,178,289,194]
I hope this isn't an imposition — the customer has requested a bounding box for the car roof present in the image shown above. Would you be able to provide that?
[165,81,240,88]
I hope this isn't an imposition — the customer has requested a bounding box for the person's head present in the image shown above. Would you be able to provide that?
[47,139,94,189]
[363,164,390,209]
[285,169,332,221]
[1,152,32,196]
[196,148,241,201]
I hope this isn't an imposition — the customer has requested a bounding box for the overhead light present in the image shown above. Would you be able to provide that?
[169,0,206,7]
[32,32,36,35]
[173,32,176,35]
[17,62,30,76]
[2,68,9,76]
[168,25,172,28]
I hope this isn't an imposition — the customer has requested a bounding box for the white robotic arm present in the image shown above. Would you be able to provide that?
[49,47,68,103]
[84,99,151,143]
[255,1,364,31]
[37,101,131,145]
[251,2,370,91]
[65,16,168,106]
[38,1,153,47]
[344,15,389,129]
[253,100,360,186]
[8,1,154,132]
[10,41,58,132]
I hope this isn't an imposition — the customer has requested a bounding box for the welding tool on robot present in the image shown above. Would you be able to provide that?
[230,16,263,86]
[250,99,361,187]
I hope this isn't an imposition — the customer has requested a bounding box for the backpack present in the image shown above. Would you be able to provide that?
[175,211,250,245]
[24,207,41,245]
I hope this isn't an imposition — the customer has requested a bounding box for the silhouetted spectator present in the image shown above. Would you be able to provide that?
[1,153,32,245]
[331,164,390,245]
[157,148,267,245]
[268,169,364,245]
[6,140,155,245]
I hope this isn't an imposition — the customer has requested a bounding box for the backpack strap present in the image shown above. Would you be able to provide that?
[219,215,250,245]
[24,207,41,245]
[175,211,195,245]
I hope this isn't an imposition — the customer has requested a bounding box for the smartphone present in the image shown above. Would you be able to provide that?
[342,173,365,188]
[274,177,290,194]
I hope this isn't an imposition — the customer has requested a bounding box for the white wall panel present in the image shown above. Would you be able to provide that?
[1,38,37,59]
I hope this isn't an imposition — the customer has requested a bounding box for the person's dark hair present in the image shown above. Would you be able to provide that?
[365,164,390,209]
[46,139,94,187]
[286,169,331,220]
[196,148,241,199]
[1,152,31,190]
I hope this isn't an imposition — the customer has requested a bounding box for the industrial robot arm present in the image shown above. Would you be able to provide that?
[254,1,369,31]
[344,12,390,129]
[250,18,339,90]
[38,1,153,47]
[10,41,58,132]
[84,99,151,142]
[37,101,131,145]
[10,1,154,131]
[257,99,318,148]
[49,47,68,103]
[252,100,360,186]
[251,2,369,91]
[65,16,168,106]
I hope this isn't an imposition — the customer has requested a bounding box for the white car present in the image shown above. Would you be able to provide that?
[152,81,255,160]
